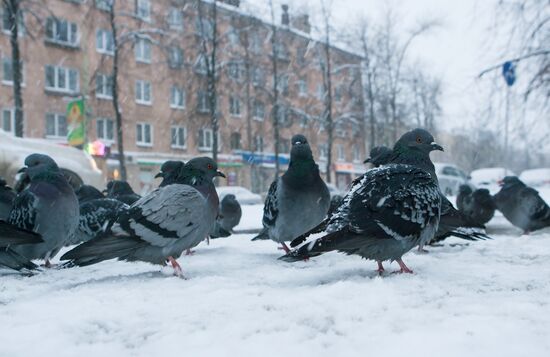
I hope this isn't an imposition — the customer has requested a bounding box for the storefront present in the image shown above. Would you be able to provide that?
[334,162,366,191]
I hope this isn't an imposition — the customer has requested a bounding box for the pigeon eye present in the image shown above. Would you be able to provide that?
[207,164,213,170]
[416,137,423,144]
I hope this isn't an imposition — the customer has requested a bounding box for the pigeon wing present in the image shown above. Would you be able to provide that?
[262,180,279,228]
[7,190,38,232]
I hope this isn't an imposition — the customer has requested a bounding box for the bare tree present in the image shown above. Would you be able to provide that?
[267,0,281,178]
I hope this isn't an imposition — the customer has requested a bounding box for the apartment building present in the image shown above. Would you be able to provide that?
[0,0,366,193]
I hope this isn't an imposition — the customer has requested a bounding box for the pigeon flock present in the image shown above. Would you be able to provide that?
[0,128,549,277]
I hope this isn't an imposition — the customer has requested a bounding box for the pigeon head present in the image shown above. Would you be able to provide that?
[290,134,313,161]
[394,128,444,154]
[0,177,6,187]
[155,160,185,179]
[183,157,225,183]
[76,184,104,203]
[364,146,392,166]
[22,154,60,179]
[223,193,237,202]
[499,176,523,188]
[458,185,473,195]
[105,180,135,196]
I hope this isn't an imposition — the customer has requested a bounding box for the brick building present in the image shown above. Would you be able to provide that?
[0,0,366,194]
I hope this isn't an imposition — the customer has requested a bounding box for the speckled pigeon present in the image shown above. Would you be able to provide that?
[493,176,550,233]
[0,177,16,220]
[281,129,442,273]
[252,134,330,252]
[76,184,105,203]
[8,154,79,267]
[210,194,242,238]
[105,180,141,205]
[61,157,225,277]
[456,185,496,226]
[364,146,393,168]
[155,160,185,187]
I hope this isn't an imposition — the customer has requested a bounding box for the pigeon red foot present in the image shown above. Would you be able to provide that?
[376,261,385,275]
[277,242,291,253]
[168,256,186,279]
[392,258,414,274]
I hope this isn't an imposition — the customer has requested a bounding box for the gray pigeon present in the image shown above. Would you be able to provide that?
[364,146,393,168]
[61,157,225,277]
[456,185,496,226]
[155,160,185,187]
[8,154,79,267]
[0,220,43,272]
[76,184,105,203]
[493,176,550,233]
[105,180,141,205]
[282,129,443,274]
[0,177,16,220]
[252,134,330,252]
[456,185,473,212]
[210,194,242,238]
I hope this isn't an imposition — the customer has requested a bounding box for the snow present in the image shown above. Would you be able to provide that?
[520,169,550,187]
[2,200,550,356]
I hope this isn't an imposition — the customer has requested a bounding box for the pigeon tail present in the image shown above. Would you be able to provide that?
[0,221,43,247]
[280,229,362,262]
[210,222,232,239]
[252,228,270,241]
[289,218,329,248]
[0,249,39,271]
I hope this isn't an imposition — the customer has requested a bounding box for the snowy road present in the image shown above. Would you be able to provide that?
[1,213,550,356]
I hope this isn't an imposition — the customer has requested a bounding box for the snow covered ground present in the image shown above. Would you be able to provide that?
[2,196,550,356]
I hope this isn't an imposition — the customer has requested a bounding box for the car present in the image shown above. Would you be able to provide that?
[0,130,104,189]
[216,186,263,205]
[519,168,550,188]
[433,163,471,196]
[470,167,517,194]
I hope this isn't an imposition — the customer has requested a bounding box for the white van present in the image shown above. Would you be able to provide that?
[0,130,104,189]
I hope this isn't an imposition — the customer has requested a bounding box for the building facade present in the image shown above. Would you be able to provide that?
[0,0,366,194]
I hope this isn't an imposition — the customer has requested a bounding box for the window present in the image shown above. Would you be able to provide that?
[353,145,361,163]
[97,117,114,142]
[95,73,113,99]
[45,113,67,138]
[197,91,210,112]
[170,86,185,109]
[45,17,79,47]
[230,132,241,150]
[254,135,264,152]
[135,0,151,21]
[319,144,328,160]
[195,55,208,75]
[227,29,240,46]
[298,113,308,128]
[2,58,24,85]
[135,80,152,105]
[45,65,79,93]
[297,79,307,96]
[227,62,242,81]
[198,128,213,150]
[337,144,345,161]
[195,17,213,39]
[335,122,347,138]
[316,84,324,100]
[251,67,264,87]
[274,42,288,60]
[249,33,262,54]
[277,75,289,95]
[168,46,183,69]
[229,96,241,117]
[95,0,113,11]
[253,100,264,121]
[167,7,183,30]
[135,37,151,63]
[170,126,186,149]
[1,108,14,134]
[136,123,152,146]
[2,6,25,34]
[278,139,290,154]
[276,106,289,126]
[334,85,343,102]
[96,29,114,54]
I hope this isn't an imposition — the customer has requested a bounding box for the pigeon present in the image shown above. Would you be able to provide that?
[8,154,79,267]
[328,194,344,216]
[76,184,105,203]
[0,220,43,247]
[364,146,393,168]
[493,176,550,233]
[0,177,16,220]
[68,198,129,245]
[61,157,225,277]
[210,194,242,238]
[252,134,330,252]
[155,160,185,187]
[105,180,141,205]
[456,185,496,226]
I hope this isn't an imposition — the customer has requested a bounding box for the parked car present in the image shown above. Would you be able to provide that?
[216,186,263,205]
[433,163,471,196]
[0,130,104,189]
[470,167,517,194]
[519,168,550,188]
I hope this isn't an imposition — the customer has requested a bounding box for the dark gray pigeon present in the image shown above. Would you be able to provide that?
[252,134,330,252]
[156,160,185,187]
[282,130,443,273]
[76,184,105,203]
[493,176,550,233]
[456,185,496,226]
[0,177,16,220]
[364,146,393,168]
[105,180,141,205]
[210,194,242,238]
[0,220,43,272]
[8,154,79,267]
[456,185,473,212]
[328,194,344,216]
[61,157,225,277]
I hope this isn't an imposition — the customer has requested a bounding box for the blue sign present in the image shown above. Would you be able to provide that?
[241,152,290,165]
[502,61,516,86]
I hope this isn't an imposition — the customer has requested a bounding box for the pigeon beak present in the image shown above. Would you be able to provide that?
[17,167,27,174]
[430,142,444,152]
[497,179,504,187]
[216,171,226,178]
[154,172,163,179]
[363,157,372,164]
